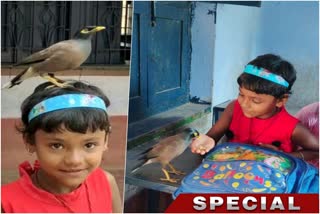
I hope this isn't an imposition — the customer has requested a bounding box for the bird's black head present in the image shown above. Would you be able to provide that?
[73,26,106,40]
[183,127,200,138]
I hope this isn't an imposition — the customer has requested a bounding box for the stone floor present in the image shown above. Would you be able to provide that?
[1,116,127,201]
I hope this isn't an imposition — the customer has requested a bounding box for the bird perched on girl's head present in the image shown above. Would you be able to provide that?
[2,26,106,89]
[131,127,200,183]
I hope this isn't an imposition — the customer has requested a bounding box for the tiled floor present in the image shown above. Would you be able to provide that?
[1,116,127,200]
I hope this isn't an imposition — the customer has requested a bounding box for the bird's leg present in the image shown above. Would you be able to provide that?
[166,163,185,175]
[40,74,70,88]
[160,168,179,183]
[48,73,65,83]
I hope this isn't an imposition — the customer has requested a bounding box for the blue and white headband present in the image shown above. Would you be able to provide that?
[28,94,107,122]
[244,64,289,88]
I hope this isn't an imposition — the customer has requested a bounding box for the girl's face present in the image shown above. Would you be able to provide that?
[238,87,286,119]
[27,126,108,193]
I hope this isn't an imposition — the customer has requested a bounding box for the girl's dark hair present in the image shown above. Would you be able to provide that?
[237,54,296,98]
[18,81,111,144]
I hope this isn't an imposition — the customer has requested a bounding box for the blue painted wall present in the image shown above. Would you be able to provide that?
[190,1,319,111]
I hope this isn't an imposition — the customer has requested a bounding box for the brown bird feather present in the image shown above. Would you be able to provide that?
[2,26,105,89]
[132,127,199,183]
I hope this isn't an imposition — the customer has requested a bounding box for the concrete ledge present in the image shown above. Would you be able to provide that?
[127,103,211,150]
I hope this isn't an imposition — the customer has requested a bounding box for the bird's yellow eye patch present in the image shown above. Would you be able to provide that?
[192,131,199,138]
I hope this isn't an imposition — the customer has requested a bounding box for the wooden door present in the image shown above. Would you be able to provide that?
[129,2,191,122]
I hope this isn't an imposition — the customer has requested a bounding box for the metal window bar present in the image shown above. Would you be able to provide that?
[1,1,132,65]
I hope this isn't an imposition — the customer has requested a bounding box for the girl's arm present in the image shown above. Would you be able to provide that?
[291,123,319,160]
[104,171,122,213]
[207,100,235,142]
[190,100,235,155]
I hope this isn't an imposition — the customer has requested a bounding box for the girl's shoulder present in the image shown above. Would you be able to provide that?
[2,179,22,195]
[2,161,35,194]
[230,99,238,109]
[280,107,299,124]
[88,167,110,183]
[101,170,122,213]
[224,99,237,117]
[102,170,115,181]
[1,172,35,212]
[87,168,117,191]
[89,168,114,181]
[100,170,118,189]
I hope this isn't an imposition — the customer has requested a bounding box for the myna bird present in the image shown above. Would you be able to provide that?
[2,26,106,89]
[132,127,200,183]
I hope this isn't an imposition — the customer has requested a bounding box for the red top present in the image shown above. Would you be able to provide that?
[1,161,113,213]
[229,100,299,152]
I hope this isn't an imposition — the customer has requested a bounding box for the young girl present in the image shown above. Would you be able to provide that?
[191,54,319,161]
[1,81,122,213]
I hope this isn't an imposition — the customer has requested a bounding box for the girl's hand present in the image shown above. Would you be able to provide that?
[190,134,215,155]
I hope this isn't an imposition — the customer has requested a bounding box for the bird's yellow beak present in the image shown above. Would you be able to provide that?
[92,26,106,32]
[81,26,106,34]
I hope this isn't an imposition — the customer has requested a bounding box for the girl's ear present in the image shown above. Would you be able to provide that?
[103,133,109,151]
[276,94,289,108]
[23,135,36,154]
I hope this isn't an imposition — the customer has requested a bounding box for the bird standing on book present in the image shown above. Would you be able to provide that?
[2,26,106,89]
[132,127,200,183]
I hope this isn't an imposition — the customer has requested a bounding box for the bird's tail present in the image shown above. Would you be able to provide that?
[2,67,34,89]
[131,147,157,173]
[131,160,148,173]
